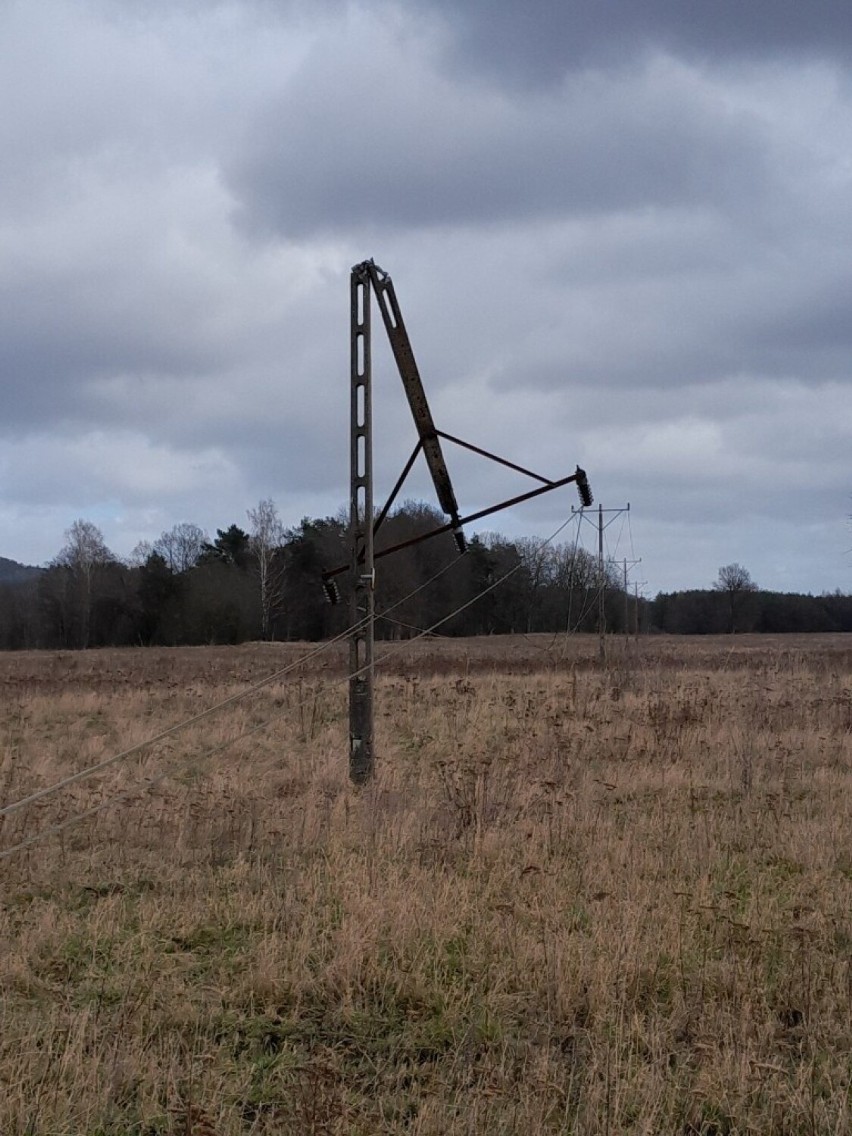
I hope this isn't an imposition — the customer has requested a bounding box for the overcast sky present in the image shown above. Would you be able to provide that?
[2,0,851,596]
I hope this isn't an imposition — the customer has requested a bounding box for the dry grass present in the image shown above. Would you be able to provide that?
[0,634,850,1134]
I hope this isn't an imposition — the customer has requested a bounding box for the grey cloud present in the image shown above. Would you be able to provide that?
[477,201,852,394]
[0,156,347,437]
[229,43,771,238]
[750,280,852,363]
[409,0,852,86]
[1,0,850,596]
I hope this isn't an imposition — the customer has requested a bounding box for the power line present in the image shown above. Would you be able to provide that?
[0,627,357,821]
[0,515,574,862]
[372,512,575,665]
[0,682,333,862]
[0,552,470,825]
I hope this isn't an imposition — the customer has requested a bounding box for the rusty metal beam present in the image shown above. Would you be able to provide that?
[363,262,463,535]
[435,429,553,485]
[323,466,591,580]
[373,440,422,539]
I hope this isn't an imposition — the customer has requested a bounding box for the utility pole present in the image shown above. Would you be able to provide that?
[598,505,605,662]
[622,557,642,638]
[349,264,374,785]
[623,558,628,640]
[332,260,594,783]
[634,583,641,637]
[572,502,631,663]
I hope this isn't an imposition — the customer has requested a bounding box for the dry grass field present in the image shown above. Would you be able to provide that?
[0,634,850,1134]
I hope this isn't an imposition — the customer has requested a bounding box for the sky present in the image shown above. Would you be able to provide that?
[2,0,851,597]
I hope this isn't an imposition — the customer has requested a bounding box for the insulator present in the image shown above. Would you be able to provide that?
[322,577,340,605]
[576,467,593,508]
[453,526,467,555]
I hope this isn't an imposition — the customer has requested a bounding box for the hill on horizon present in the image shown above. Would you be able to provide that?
[0,557,42,584]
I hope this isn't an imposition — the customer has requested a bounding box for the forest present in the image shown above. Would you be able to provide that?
[0,502,850,649]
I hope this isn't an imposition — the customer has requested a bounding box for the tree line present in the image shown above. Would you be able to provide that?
[651,563,852,634]
[0,513,849,650]
[0,501,624,650]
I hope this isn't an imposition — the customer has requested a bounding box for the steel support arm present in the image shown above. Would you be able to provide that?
[323,466,592,581]
[362,261,464,539]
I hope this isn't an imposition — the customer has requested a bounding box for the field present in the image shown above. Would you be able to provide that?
[0,634,850,1134]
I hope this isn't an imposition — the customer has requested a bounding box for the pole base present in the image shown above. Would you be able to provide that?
[349,736,373,784]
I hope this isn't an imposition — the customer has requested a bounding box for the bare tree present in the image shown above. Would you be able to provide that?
[551,544,599,591]
[53,519,114,647]
[247,499,285,640]
[127,540,153,568]
[714,563,756,593]
[713,562,759,633]
[153,523,208,574]
[516,537,556,632]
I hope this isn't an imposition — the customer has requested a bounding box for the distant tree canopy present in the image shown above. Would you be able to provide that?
[652,562,852,635]
[201,525,251,568]
[153,522,208,575]
[714,563,758,593]
[712,563,760,633]
[0,512,850,649]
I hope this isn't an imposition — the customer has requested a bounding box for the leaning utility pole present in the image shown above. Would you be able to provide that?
[349,264,374,784]
[332,260,593,784]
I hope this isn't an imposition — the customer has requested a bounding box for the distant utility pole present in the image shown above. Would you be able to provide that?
[622,557,642,639]
[598,506,605,661]
[573,503,631,662]
[633,581,648,638]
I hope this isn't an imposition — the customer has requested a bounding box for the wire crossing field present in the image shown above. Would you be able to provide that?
[0,636,850,1134]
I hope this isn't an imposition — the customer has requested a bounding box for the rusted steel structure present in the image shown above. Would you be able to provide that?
[331,260,593,784]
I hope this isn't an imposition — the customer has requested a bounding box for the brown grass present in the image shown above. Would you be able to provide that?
[0,634,850,1134]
